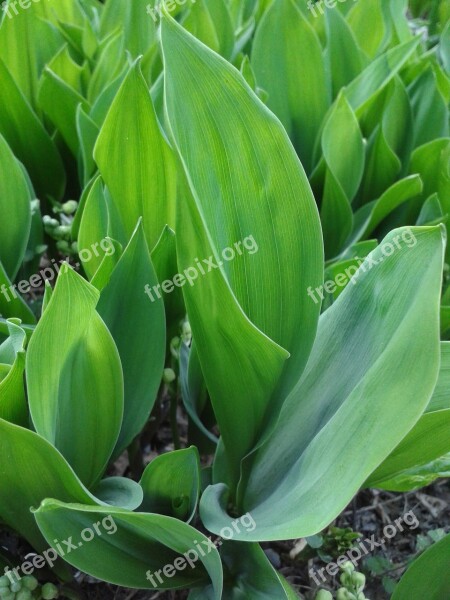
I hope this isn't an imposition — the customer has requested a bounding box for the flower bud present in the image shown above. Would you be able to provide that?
[22,576,38,591]
[10,580,21,592]
[61,200,78,215]
[163,368,176,384]
[41,583,59,599]
[315,590,333,600]
[352,572,366,590]
[16,589,33,600]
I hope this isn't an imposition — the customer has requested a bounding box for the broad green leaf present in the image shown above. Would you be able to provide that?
[350,176,423,244]
[27,264,124,488]
[252,0,330,172]
[359,77,413,202]
[161,12,323,407]
[344,37,421,115]
[409,67,449,148]
[92,477,144,510]
[94,60,176,249]
[0,0,83,107]
[183,0,235,59]
[365,342,450,490]
[0,320,27,426]
[99,0,157,58]
[0,419,97,553]
[369,453,450,492]
[0,133,32,280]
[319,94,363,257]
[87,31,126,104]
[325,6,365,98]
[139,447,200,521]
[409,139,450,255]
[416,194,445,226]
[347,0,386,58]
[175,177,287,488]
[34,500,222,595]
[97,221,165,455]
[201,226,444,540]
[392,533,450,600]
[78,176,111,279]
[189,542,297,599]
[38,67,90,157]
[0,58,65,200]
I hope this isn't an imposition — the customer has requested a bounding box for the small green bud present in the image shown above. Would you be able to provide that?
[56,240,70,254]
[41,583,58,599]
[22,577,38,591]
[0,593,14,600]
[163,368,176,384]
[0,577,10,588]
[0,588,12,597]
[352,572,366,590]
[54,225,71,239]
[340,572,352,587]
[341,561,355,573]
[61,200,78,215]
[10,580,21,592]
[315,590,333,600]
[16,589,33,600]
[336,589,350,600]
[71,241,78,254]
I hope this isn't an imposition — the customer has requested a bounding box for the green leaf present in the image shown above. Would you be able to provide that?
[409,67,449,148]
[27,264,124,488]
[97,221,166,455]
[92,477,144,510]
[347,0,386,58]
[0,320,27,426]
[34,500,223,595]
[94,59,176,249]
[0,133,32,280]
[392,533,450,600]
[344,37,421,115]
[183,0,235,59]
[252,0,330,172]
[38,67,90,157]
[201,226,444,540]
[324,6,365,98]
[0,58,65,200]
[0,0,83,107]
[189,542,297,599]
[350,175,423,244]
[139,447,200,521]
[319,93,363,257]
[0,419,97,553]
[161,12,323,410]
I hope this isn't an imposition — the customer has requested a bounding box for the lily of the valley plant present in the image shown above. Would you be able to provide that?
[0,0,449,598]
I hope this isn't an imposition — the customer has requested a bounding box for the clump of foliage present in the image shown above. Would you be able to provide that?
[0,0,449,598]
